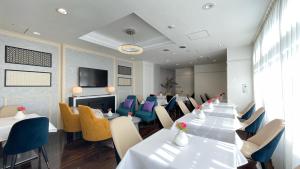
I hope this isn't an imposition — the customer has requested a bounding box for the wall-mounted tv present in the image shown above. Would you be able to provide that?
[79,67,108,87]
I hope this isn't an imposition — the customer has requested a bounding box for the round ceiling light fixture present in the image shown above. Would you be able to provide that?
[57,8,68,15]
[163,49,170,52]
[118,28,143,55]
[33,31,41,35]
[202,3,216,10]
[179,46,186,49]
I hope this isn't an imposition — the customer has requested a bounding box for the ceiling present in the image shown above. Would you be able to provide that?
[0,0,270,68]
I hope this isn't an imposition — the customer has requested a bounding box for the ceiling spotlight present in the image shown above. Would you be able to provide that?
[202,3,216,10]
[176,63,180,66]
[179,46,186,49]
[213,59,217,62]
[163,49,170,52]
[33,32,41,35]
[57,8,68,15]
[168,25,175,29]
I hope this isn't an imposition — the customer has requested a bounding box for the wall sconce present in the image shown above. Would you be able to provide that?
[72,86,82,97]
[106,85,115,94]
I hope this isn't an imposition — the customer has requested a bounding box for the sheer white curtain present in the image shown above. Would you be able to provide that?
[253,0,300,168]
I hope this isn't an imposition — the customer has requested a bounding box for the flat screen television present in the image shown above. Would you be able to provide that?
[79,67,108,87]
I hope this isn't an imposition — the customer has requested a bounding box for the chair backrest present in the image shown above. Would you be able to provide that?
[188,97,198,108]
[155,106,174,129]
[204,93,210,100]
[78,105,98,137]
[126,95,137,110]
[244,107,265,134]
[0,105,19,118]
[241,102,256,120]
[165,96,177,112]
[110,117,142,159]
[59,102,81,132]
[4,117,49,155]
[200,95,206,103]
[177,101,190,115]
[146,96,157,104]
[248,119,285,162]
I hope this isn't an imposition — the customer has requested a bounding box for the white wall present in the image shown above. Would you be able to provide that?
[194,63,227,103]
[133,61,155,100]
[175,68,194,96]
[154,65,175,95]
[227,45,253,111]
[142,61,154,98]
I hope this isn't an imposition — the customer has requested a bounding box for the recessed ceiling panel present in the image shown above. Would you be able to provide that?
[79,13,174,52]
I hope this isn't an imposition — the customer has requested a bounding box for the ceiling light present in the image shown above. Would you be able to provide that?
[213,59,217,62]
[168,25,175,29]
[57,8,68,15]
[163,49,170,52]
[202,3,216,10]
[166,59,170,63]
[176,63,180,66]
[33,32,41,35]
[118,28,143,55]
[172,52,176,55]
[179,46,186,49]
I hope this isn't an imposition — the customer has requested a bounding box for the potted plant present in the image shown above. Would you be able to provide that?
[160,77,177,95]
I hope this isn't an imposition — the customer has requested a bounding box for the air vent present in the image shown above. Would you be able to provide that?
[186,30,209,40]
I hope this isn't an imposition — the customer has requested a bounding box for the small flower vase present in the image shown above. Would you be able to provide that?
[214,99,220,104]
[196,110,206,119]
[128,115,132,120]
[15,111,25,120]
[174,130,189,147]
[107,110,113,117]
[208,103,213,109]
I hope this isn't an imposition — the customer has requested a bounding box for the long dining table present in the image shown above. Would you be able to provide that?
[117,129,247,169]
[117,102,247,169]
[170,113,242,145]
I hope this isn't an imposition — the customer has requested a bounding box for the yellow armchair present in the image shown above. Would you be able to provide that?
[78,105,111,141]
[59,103,81,132]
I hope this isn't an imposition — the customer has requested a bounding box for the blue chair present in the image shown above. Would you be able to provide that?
[241,119,285,169]
[135,96,157,122]
[165,96,176,112]
[239,102,256,121]
[3,117,50,169]
[239,107,265,135]
[116,95,137,116]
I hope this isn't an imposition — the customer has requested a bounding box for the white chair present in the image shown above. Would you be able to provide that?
[241,119,285,169]
[177,100,190,115]
[239,107,265,135]
[0,105,19,118]
[110,116,143,159]
[154,106,174,129]
[188,97,198,109]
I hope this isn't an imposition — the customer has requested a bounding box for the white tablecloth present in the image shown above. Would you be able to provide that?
[117,129,247,169]
[171,113,243,145]
[201,105,238,119]
[0,113,57,142]
[157,98,168,106]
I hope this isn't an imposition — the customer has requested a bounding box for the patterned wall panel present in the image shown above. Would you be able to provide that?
[5,46,52,67]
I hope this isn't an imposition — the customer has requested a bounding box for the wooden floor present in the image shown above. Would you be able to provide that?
[0,121,269,169]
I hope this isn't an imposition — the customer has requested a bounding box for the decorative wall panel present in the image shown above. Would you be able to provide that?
[118,77,131,86]
[5,46,52,67]
[5,69,51,87]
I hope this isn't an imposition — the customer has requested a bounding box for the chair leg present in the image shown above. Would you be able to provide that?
[41,146,50,169]
[10,155,17,169]
[261,162,267,169]
[3,153,7,169]
[38,148,42,169]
